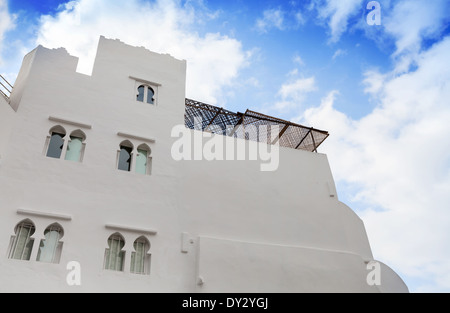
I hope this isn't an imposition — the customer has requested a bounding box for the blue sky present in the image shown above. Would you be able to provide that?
[1,0,450,293]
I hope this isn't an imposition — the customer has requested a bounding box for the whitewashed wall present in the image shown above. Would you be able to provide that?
[0,37,408,293]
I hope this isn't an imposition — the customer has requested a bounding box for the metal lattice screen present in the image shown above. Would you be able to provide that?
[185,98,329,152]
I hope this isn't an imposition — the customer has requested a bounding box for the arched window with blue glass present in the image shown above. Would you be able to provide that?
[117,140,134,172]
[46,125,66,159]
[65,129,86,162]
[8,219,36,261]
[136,84,155,105]
[136,143,152,175]
[36,223,64,264]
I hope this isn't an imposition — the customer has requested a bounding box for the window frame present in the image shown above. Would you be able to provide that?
[136,84,157,105]
[131,77,160,106]
[44,125,88,163]
[136,144,152,175]
[8,219,36,261]
[117,140,134,172]
[130,236,151,275]
[64,129,87,163]
[36,223,64,264]
[116,137,153,175]
[45,125,67,159]
[104,233,126,272]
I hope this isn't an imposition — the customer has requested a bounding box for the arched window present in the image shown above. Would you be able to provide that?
[118,140,133,172]
[146,86,155,104]
[136,144,152,175]
[104,233,125,272]
[46,126,66,159]
[65,130,86,162]
[36,223,64,264]
[130,236,151,275]
[136,85,145,102]
[136,85,155,105]
[8,219,35,261]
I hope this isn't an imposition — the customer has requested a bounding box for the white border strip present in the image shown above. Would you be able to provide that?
[105,224,157,235]
[49,116,92,129]
[117,132,156,143]
[17,209,72,221]
[129,76,161,87]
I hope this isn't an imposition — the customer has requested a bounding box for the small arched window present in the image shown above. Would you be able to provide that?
[46,126,66,159]
[136,85,155,105]
[147,86,155,104]
[130,236,151,275]
[118,140,133,172]
[65,130,86,162]
[36,223,64,264]
[137,85,145,102]
[104,233,125,272]
[136,144,152,175]
[8,219,36,261]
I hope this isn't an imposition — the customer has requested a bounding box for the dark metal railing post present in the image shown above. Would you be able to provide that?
[204,108,222,132]
[295,129,312,150]
[229,111,247,137]
[311,130,317,153]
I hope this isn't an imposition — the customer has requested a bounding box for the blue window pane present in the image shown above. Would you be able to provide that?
[147,87,154,104]
[65,136,83,162]
[137,85,145,102]
[46,133,65,159]
[136,149,148,174]
[118,146,132,171]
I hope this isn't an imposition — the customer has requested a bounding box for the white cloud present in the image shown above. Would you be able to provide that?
[35,0,248,104]
[255,8,285,33]
[288,68,299,77]
[314,0,363,43]
[359,0,450,74]
[384,0,450,57]
[293,54,304,66]
[313,0,449,54]
[280,77,316,98]
[275,77,317,111]
[0,0,13,38]
[362,70,386,96]
[244,77,260,88]
[0,0,15,66]
[294,11,306,26]
[255,7,307,34]
[332,48,347,60]
[301,36,450,292]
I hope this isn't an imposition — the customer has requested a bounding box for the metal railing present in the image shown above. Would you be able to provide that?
[185,98,329,153]
[0,74,13,100]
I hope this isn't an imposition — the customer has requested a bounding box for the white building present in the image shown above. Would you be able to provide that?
[0,36,408,293]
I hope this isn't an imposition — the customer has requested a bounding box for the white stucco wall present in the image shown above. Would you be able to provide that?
[0,37,408,293]
[0,95,15,165]
[9,48,37,112]
[196,236,377,293]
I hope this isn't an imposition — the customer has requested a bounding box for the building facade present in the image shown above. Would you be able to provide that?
[0,36,408,292]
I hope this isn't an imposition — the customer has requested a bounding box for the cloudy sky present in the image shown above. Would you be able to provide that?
[1,0,449,292]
